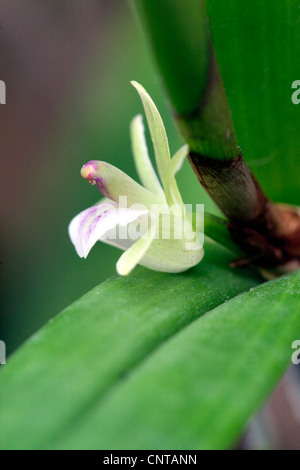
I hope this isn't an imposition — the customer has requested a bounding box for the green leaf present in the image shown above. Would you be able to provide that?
[208,0,300,203]
[50,269,300,450]
[135,0,209,115]
[0,244,260,450]
[136,0,240,160]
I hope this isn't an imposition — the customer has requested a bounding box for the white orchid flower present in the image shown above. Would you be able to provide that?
[69,81,204,276]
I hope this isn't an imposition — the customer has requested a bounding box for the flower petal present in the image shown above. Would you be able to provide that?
[130,114,165,198]
[117,210,204,275]
[116,222,158,276]
[81,160,161,208]
[68,202,149,258]
[140,237,204,273]
[131,81,171,187]
[164,144,189,207]
[140,211,204,273]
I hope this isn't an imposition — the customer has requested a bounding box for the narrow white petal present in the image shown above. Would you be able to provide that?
[116,222,158,276]
[131,81,171,187]
[164,144,189,207]
[130,114,165,198]
[68,202,149,259]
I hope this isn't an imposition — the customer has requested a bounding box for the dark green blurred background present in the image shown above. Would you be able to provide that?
[0,0,215,354]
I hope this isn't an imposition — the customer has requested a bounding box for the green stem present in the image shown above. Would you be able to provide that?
[135,0,300,270]
[135,0,239,160]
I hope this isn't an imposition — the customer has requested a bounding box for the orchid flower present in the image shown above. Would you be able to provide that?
[69,82,204,276]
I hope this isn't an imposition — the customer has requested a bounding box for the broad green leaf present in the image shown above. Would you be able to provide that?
[0,244,260,450]
[49,269,300,450]
[136,0,240,160]
[208,0,300,203]
[135,0,209,115]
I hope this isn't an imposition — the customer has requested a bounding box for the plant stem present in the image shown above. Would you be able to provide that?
[136,0,239,160]
[136,0,300,271]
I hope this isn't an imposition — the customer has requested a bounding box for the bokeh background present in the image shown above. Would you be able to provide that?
[1,0,299,450]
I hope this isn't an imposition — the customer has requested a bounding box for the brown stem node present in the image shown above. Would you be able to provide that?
[189,151,300,272]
